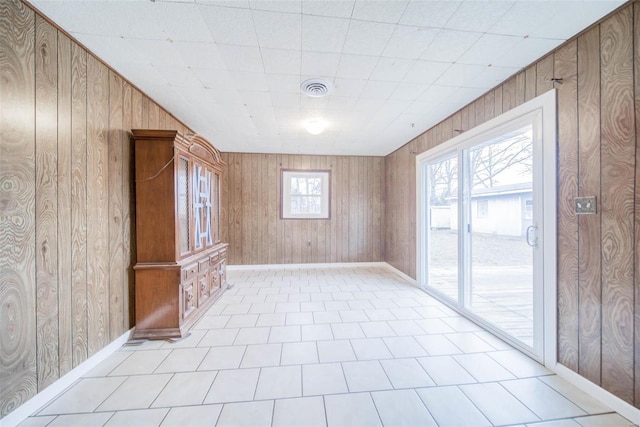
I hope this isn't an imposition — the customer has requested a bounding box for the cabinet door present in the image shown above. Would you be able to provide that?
[218,258,227,287]
[193,162,213,250]
[177,156,191,256]
[182,281,197,319]
[210,263,220,294]
[213,172,220,244]
[197,272,210,306]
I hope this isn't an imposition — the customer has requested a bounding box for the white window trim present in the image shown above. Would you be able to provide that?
[281,169,331,219]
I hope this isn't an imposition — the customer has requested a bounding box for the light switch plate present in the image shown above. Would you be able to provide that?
[575,196,597,214]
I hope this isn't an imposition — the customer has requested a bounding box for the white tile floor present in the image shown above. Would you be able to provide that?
[20,266,634,427]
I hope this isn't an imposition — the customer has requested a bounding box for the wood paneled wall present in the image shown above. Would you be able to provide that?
[221,153,385,265]
[384,2,640,407]
[0,0,191,417]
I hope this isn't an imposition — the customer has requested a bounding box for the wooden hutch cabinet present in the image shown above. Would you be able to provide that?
[132,129,228,340]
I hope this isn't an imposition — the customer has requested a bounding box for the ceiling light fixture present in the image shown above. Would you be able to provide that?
[304,118,327,135]
[300,78,333,98]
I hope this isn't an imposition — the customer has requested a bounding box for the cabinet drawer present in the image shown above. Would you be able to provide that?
[198,259,209,272]
[209,254,219,266]
[182,282,196,319]
[183,263,198,281]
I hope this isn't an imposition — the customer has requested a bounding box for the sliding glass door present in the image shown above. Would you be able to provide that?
[466,125,537,349]
[417,92,556,362]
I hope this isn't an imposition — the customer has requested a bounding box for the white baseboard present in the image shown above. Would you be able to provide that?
[0,329,132,427]
[382,263,418,286]
[551,363,640,425]
[227,262,388,271]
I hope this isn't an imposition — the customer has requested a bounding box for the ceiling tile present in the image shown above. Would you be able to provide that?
[301,52,341,78]
[261,48,301,75]
[351,0,408,24]
[174,41,226,69]
[302,1,355,18]
[420,29,482,63]
[32,1,164,39]
[155,66,204,88]
[444,1,514,33]
[34,0,625,156]
[153,2,213,42]
[267,74,302,93]
[335,54,378,79]
[470,65,520,90]
[271,92,301,108]
[252,10,301,50]
[403,61,451,85]
[115,63,168,90]
[217,45,264,72]
[301,96,330,111]
[457,34,522,66]
[434,63,487,87]
[399,1,461,28]
[383,26,439,59]
[359,80,399,100]
[199,4,258,46]
[210,88,244,104]
[353,98,386,113]
[72,33,148,67]
[249,0,302,14]
[127,39,184,66]
[389,82,429,101]
[342,20,395,56]
[487,1,626,39]
[332,78,366,97]
[370,58,415,82]
[232,71,269,91]
[240,91,273,107]
[192,68,235,89]
[492,37,563,68]
[302,15,350,53]
[418,85,457,105]
[326,96,358,111]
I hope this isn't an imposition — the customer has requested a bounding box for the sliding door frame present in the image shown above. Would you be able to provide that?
[416,90,557,366]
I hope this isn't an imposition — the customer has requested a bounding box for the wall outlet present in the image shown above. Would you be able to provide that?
[575,196,597,215]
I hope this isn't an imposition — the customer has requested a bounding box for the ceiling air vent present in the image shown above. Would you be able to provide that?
[300,78,333,98]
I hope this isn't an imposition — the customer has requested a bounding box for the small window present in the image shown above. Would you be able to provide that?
[281,169,330,219]
[476,199,488,218]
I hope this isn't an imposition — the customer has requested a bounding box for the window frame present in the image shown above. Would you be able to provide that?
[280,169,331,220]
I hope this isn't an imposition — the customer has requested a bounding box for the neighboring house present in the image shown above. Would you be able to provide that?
[444,182,533,237]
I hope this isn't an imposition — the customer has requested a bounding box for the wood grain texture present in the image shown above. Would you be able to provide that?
[502,77,517,111]
[555,40,579,373]
[70,40,88,368]
[222,153,383,265]
[634,0,640,406]
[122,82,134,329]
[2,1,197,417]
[536,54,555,95]
[108,71,124,340]
[525,65,537,102]
[382,0,640,410]
[57,32,73,377]
[35,15,60,391]
[0,0,37,417]
[600,7,635,404]
[577,26,602,385]
[148,100,159,128]
[86,54,110,355]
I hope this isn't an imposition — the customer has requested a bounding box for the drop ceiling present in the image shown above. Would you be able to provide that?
[29,0,626,156]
